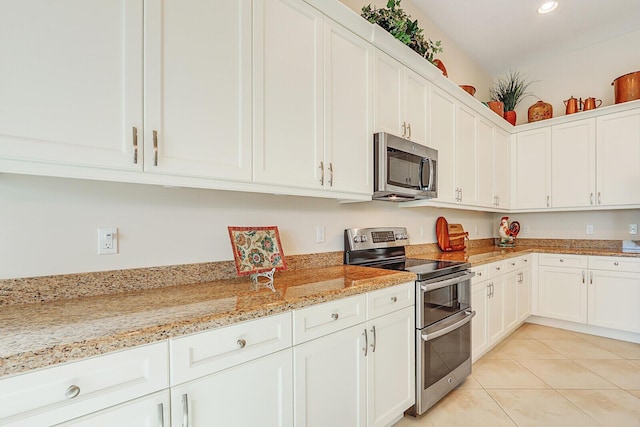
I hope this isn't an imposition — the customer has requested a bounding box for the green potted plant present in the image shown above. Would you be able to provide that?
[361,0,442,64]
[489,71,533,125]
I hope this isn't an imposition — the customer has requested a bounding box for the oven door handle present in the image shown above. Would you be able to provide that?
[419,271,475,293]
[421,310,476,342]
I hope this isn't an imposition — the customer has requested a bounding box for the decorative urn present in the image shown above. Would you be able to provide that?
[527,100,553,123]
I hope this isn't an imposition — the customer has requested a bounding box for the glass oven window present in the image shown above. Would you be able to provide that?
[423,283,470,326]
[422,321,471,389]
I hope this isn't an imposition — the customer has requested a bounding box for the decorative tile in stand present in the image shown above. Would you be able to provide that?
[227,226,287,292]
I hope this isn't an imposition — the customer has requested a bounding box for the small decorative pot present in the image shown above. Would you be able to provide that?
[487,101,504,117]
[504,110,517,126]
[527,100,553,123]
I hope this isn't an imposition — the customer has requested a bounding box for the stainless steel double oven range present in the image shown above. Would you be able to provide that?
[344,227,475,416]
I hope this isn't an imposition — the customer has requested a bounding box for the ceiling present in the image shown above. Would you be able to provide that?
[412,0,640,75]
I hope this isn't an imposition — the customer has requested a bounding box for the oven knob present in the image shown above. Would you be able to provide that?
[360,235,367,243]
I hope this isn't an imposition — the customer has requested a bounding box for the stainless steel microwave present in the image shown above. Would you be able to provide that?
[373,132,438,201]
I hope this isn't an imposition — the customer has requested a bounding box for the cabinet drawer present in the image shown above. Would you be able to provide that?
[505,255,532,272]
[293,293,366,345]
[367,282,414,319]
[589,256,640,273]
[0,342,169,426]
[538,253,587,268]
[488,261,506,278]
[471,265,489,284]
[170,312,291,385]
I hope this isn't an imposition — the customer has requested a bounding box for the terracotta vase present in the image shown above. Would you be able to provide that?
[487,101,504,117]
[504,110,517,126]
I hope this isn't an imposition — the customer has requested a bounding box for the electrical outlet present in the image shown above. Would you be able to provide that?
[98,227,118,254]
[316,226,325,243]
[586,225,594,235]
[523,226,530,234]
[630,224,638,235]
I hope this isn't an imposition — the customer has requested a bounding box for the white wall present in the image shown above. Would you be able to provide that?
[512,210,640,241]
[0,174,496,279]
[508,29,640,125]
[340,0,493,100]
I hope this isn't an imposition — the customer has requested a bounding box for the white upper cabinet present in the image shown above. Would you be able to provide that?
[514,127,551,209]
[323,19,373,195]
[456,104,478,205]
[477,119,495,208]
[0,0,143,170]
[144,0,252,181]
[596,108,640,206]
[494,128,511,208]
[253,0,324,189]
[430,86,457,204]
[551,119,596,208]
[374,50,429,146]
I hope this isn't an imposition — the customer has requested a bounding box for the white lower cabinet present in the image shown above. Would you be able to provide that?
[538,254,640,333]
[58,390,170,427]
[487,276,505,344]
[293,282,415,427]
[471,280,489,362]
[172,349,293,427]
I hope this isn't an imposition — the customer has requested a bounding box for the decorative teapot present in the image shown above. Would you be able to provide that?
[564,96,582,114]
[582,97,602,111]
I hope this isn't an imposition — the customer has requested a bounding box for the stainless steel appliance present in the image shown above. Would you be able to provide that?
[344,227,474,416]
[373,132,437,201]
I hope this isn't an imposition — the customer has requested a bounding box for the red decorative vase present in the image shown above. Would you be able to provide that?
[504,110,517,126]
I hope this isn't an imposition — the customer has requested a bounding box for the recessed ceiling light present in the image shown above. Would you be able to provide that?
[538,1,559,14]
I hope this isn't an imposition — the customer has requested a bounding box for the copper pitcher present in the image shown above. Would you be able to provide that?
[564,96,581,114]
[582,97,602,111]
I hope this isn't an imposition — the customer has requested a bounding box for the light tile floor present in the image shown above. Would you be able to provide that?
[394,323,640,427]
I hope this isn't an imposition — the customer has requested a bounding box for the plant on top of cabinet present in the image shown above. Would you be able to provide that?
[490,70,534,125]
[361,0,442,63]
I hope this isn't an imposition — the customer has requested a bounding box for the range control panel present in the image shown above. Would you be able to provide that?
[345,227,409,251]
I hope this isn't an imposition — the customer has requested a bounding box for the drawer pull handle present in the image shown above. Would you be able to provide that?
[237,339,247,348]
[614,262,619,266]
[390,296,398,303]
[331,313,339,321]
[65,385,80,399]
[511,262,516,266]
[559,259,564,262]
[371,325,377,353]
[496,267,501,271]
[157,403,164,427]
[153,130,159,166]
[363,329,368,356]
[477,272,482,276]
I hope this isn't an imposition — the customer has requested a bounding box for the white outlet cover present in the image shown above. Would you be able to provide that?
[586,225,594,235]
[98,227,118,254]
[630,224,638,235]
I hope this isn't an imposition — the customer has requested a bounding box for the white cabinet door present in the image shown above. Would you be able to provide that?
[0,0,143,170]
[253,0,324,189]
[367,307,415,427]
[538,266,587,323]
[494,129,510,208]
[471,282,489,362]
[517,268,532,322]
[596,109,640,206]
[373,50,404,137]
[403,69,429,146]
[551,119,596,208]
[324,20,373,195]
[456,104,478,205]
[430,86,457,204]
[294,325,367,427]
[144,0,251,181]
[172,349,293,427]
[588,270,640,333]
[477,118,495,207]
[515,128,551,209]
[504,272,518,332]
[58,391,169,427]
[487,277,505,343]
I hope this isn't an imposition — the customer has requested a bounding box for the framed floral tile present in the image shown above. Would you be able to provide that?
[227,226,287,276]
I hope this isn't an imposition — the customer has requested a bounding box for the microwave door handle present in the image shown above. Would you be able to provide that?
[428,158,435,190]
[418,157,425,189]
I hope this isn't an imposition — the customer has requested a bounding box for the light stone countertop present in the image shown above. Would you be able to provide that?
[2,241,638,379]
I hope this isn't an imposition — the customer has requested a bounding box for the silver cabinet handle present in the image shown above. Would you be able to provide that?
[486,283,491,297]
[331,313,339,321]
[559,259,564,263]
[477,271,482,277]
[614,261,619,266]
[363,328,368,357]
[496,266,501,271]
[459,187,463,202]
[598,192,601,204]
[590,271,593,284]
[328,162,333,187]
[371,325,377,353]
[547,195,550,207]
[132,126,138,164]
[390,296,397,303]
[407,123,412,139]
[157,403,164,427]
[152,130,159,166]
[237,339,246,348]
[65,385,80,399]
[582,270,585,284]
[590,193,594,205]
[182,394,189,427]
[402,122,407,137]
[491,283,495,297]
[511,262,516,266]
[319,161,324,185]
